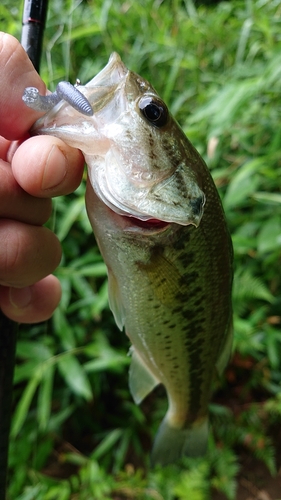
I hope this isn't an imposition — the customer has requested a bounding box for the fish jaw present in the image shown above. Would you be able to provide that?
[86,148,205,227]
[86,179,173,236]
[31,53,129,154]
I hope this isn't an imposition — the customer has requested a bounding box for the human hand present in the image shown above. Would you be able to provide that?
[0,32,85,323]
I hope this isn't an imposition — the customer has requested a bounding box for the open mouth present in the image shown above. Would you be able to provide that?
[123,215,171,233]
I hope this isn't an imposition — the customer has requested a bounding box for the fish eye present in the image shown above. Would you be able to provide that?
[138,96,169,127]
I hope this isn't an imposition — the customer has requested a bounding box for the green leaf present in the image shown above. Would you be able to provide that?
[52,308,76,349]
[253,192,281,205]
[48,405,75,431]
[63,24,101,42]
[37,364,55,431]
[91,429,123,460]
[11,372,41,437]
[174,463,209,499]
[257,216,281,254]
[84,355,129,373]
[233,269,274,309]
[70,273,96,299]
[16,340,53,361]
[224,158,263,209]
[44,483,71,500]
[56,196,85,241]
[13,360,38,384]
[58,353,93,401]
[72,262,107,277]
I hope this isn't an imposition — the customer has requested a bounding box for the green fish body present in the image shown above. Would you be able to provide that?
[29,53,233,466]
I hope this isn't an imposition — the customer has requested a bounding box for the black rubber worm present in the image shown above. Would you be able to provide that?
[22,81,93,116]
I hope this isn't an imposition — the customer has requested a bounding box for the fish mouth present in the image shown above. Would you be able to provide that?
[111,210,172,234]
[124,215,171,233]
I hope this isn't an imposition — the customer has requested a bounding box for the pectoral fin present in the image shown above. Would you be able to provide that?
[129,348,160,404]
[138,250,181,307]
[107,268,125,331]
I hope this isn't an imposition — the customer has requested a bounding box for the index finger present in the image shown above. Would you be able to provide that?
[0,32,46,140]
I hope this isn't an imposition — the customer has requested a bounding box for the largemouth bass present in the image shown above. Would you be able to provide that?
[26,53,233,466]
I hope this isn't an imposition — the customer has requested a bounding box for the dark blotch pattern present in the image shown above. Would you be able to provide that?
[190,195,204,217]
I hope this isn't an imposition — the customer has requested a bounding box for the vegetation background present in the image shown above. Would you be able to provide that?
[2,0,281,498]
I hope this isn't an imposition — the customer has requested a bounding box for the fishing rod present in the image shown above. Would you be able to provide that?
[0,316,17,499]
[21,0,49,72]
[0,1,48,498]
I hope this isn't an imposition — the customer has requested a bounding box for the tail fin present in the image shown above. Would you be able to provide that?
[151,416,208,467]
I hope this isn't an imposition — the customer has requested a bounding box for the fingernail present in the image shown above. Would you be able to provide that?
[9,287,32,309]
[41,145,67,190]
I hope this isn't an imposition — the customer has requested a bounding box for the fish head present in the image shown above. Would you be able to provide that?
[32,52,206,228]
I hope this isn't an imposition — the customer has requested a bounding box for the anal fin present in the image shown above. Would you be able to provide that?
[129,348,160,405]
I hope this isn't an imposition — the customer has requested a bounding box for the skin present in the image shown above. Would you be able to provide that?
[0,32,84,323]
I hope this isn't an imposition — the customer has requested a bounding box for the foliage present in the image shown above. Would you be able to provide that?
[3,0,281,498]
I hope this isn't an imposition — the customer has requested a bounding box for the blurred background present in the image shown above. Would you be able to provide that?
[2,0,281,498]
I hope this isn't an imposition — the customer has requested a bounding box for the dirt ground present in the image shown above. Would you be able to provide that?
[212,454,281,500]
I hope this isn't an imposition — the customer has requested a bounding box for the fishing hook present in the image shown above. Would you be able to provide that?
[23,81,93,116]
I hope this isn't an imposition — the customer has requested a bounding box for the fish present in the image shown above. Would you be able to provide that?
[28,53,233,466]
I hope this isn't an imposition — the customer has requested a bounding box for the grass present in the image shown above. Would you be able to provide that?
[2,0,281,498]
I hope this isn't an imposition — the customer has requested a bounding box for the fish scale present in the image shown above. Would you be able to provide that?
[26,52,233,466]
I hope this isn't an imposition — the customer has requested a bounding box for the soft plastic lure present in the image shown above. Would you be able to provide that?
[22,81,93,116]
